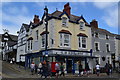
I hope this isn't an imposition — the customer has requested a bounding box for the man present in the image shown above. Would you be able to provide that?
[30,62,35,75]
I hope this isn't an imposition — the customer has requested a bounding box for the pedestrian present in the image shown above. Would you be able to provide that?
[95,63,100,76]
[38,62,42,75]
[41,60,48,78]
[105,63,110,75]
[60,62,65,77]
[109,64,112,74]
[55,63,60,78]
[85,63,90,76]
[35,64,38,74]
[47,61,52,78]
[12,57,15,64]
[78,62,83,76]
[30,62,35,75]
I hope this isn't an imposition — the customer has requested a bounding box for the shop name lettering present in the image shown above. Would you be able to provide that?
[43,50,91,56]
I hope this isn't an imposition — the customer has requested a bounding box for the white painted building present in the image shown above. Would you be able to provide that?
[16,24,29,62]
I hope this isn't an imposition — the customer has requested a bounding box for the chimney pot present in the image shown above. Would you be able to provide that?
[33,15,40,24]
[90,19,98,29]
[63,2,71,16]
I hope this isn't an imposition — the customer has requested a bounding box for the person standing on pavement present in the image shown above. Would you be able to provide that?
[38,62,42,75]
[95,63,100,76]
[60,62,65,77]
[85,63,90,76]
[78,62,83,76]
[55,63,60,78]
[30,62,35,75]
[12,57,15,64]
[35,64,38,74]
[105,63,110,75]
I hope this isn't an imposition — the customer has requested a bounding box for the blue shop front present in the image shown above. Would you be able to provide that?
[25,49,97,74]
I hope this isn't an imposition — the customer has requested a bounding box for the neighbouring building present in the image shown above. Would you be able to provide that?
[16,23,30,64]
[90,19,116,67]
[115,35,120,67]
[0,34,2,60]
[1,32,18,62]
[25,3,97,74]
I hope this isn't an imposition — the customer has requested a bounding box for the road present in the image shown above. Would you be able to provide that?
[1,60,120,80]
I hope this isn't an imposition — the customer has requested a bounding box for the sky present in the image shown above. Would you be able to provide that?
[0,1,119,35]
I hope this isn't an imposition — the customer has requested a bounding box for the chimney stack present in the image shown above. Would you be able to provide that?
[63,3,71,16]
[90,19,98,29]
[33,15,40,24]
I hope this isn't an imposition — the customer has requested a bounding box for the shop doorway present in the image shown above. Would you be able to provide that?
[67,59,72,73]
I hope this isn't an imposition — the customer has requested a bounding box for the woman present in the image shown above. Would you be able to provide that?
[96,63,100,76]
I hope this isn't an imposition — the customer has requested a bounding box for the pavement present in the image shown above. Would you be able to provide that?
[1,60,120,80]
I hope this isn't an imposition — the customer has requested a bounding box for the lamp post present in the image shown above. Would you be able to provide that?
[44,6,48,60]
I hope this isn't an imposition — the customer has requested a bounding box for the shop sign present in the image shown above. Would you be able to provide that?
[44,50,91,56]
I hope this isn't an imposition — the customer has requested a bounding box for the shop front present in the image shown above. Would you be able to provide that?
[25,49,97,74]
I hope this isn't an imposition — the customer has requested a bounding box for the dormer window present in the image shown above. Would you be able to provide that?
[95,32,99,38]
[106,35,109,39]
[80,22,85,30]
[62,17,67,26]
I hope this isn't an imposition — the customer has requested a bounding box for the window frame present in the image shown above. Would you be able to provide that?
[60,33,70,47]
[78,36,87,49]
[106,43,110,52]
[79,21,85,30]
[94,42,100,51]
[41,34,45,48]
[62,17,68,27]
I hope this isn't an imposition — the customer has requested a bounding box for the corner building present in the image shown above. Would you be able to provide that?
[25,3,97,74]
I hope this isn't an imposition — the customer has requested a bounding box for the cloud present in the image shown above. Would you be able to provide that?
[93,2,114,9]
[93,2,118,28]
[102,8,118,28]
[1,5,32,34]
[1,0,119,2]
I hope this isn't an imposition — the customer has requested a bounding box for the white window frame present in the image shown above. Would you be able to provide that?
[106,43,110,52]
[27,40,30,51]
[79,21,85,30]
[94,32,99,38]
[78,36,87,49]
[60,33,70,47]
[94,42,100,51]
[36,30,39,40]
[41,34,45,48]
[62,17,68,27]
[106,35,109,39]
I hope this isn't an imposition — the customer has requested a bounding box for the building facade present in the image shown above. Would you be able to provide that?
[24,3,96,74]
[16,23,29,63]
[115,35,120,67]
[90,20,116,67]
[1,32,18,62]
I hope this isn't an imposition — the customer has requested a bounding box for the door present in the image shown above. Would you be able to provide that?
[67,60,72,73]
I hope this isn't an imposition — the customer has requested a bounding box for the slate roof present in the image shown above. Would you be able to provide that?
[32,10,90,29]
[22,23,29,32]
[92,28,115,36]
[7,41,17,47]
[116,34,120,40]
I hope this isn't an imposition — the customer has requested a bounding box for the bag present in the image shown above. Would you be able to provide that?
[10,61,13,64]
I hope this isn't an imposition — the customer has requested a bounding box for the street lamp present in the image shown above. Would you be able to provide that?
[44,6,48,60]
